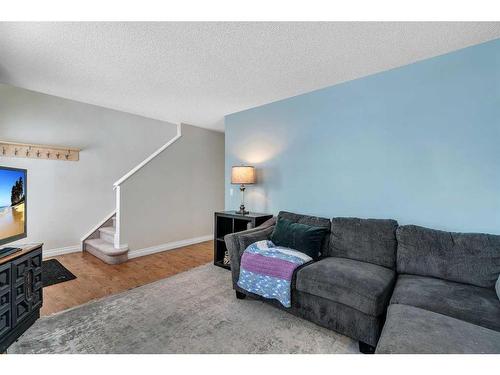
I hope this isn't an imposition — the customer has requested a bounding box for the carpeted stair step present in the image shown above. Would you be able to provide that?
[99,226,116,244]
[85,239,128,265]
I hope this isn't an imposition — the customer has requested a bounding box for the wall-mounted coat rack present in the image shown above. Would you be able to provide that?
[0,140,80,161]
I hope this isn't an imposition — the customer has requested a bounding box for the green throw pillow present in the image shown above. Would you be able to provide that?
[270,217,328,259]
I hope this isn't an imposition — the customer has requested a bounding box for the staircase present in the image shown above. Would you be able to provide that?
[83,214,129,264]
[81,123,182,265]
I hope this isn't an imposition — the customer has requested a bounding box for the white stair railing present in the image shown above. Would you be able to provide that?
[111,123,182,248]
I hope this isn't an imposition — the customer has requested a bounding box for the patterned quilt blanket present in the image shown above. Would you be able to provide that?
[237,240,312,307]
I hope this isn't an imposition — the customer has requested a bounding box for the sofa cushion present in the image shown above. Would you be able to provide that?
[328,217,398,269]
[390,274,500,332]
[496,274,500,302]
[376,304,500,354]
[294,290,383,347]
[277,211,331,256]
[296,257,396,316]
[396,225,500,288]
[270,217,328,259]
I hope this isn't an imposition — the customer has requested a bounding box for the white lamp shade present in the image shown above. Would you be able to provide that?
[231,166,256,185]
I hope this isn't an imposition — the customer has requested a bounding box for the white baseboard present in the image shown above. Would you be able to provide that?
[128,234,213,260]
[41,234,213,260]
[43,244,82,259]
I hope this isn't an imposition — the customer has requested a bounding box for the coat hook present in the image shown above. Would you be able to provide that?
[0,142,79,161]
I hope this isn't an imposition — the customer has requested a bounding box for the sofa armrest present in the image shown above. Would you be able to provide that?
[224,221,275,288]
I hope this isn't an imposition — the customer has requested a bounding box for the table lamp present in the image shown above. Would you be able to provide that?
[231,165,256,215]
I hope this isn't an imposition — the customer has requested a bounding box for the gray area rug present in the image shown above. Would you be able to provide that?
[9,264,358,354]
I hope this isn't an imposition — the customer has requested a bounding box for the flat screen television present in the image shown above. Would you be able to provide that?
[0,166,27,246]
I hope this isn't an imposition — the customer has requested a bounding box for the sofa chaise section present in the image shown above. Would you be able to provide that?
[376,304,500,354]
[376,225,500,354]
[390,274,500,332]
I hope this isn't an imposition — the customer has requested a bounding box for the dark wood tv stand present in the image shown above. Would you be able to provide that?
[0,243,43,353]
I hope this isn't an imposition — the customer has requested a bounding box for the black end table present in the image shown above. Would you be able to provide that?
[214,211,273,270]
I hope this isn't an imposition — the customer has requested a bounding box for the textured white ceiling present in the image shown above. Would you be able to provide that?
[0,22,499,131]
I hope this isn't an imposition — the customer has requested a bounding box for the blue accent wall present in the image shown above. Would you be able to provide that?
[225,39,500,234]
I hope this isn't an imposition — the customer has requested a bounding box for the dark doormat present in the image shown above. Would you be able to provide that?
[42,259,77,287]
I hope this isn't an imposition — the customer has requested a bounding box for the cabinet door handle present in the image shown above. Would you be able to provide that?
[23,270,33,302]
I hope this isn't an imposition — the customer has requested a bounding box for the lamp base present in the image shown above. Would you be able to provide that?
[236,205,249,215]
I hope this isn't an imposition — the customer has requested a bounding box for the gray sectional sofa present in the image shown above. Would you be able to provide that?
[224,211,500,354]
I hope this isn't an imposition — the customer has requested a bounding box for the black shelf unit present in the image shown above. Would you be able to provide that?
[214,211,273,270]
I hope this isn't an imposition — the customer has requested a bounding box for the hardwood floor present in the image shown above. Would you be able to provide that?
[42,240,214,316]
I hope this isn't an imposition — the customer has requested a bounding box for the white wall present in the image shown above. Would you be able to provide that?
[120,124,225,251]
[0,84,177,250]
